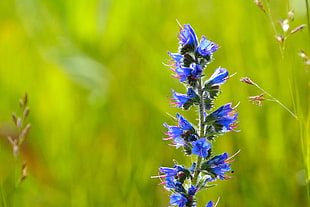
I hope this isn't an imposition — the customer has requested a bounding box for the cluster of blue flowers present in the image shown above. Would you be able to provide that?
[156,24,238,207]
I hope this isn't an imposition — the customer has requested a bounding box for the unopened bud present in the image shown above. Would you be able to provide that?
[20,124,31,142]
[13,145,19,157]
[23,107,30,119]
[19,99,24,109]
[279,20,289,33]
[290,24,306,34]
[17,118,22,129]
[288,10,294,21]
[275,34,285,43]
[254,0,265,13]
[18,162,27,183]
[240,77,255,85]
[249,93,266,106]
[8,136,19,157]
[12,112,17,126]
[299,50,308,60]
[23,93,28,106]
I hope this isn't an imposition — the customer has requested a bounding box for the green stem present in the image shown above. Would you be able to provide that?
[265,0,284,58]
[253,82,298,119]
[305,0,310,48]
[0,181,8,207]
[192,77,205,185]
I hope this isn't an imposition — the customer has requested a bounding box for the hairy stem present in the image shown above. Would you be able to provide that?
[192,77,205,185]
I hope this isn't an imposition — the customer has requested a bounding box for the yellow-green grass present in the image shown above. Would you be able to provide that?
[0,0,308,206]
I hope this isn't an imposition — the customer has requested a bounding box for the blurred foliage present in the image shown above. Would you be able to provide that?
[0,0,309,206]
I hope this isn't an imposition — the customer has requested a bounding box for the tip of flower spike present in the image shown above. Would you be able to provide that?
[178,24,198,52]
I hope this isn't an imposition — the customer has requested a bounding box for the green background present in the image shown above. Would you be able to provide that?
[0,0,309,206]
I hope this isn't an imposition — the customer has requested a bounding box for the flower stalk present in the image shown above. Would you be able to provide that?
[192,78,204,186]
[155,24,239,207]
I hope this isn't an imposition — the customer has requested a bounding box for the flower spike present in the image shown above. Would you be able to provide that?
[155,23,239,207]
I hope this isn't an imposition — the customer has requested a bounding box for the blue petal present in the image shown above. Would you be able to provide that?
[207,68,228,85]
[170,193,188,207]
[205,201,213,207]
[206,153,228,165]
[159,167,177,177]
[197,36,218,56]
[176,114,194,131]
[192,138,211,158]
[179,24,198,47]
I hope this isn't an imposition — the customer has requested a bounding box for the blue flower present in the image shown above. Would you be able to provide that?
[158,169,185,192]
[211,164,231,180]
[170,193,188,207]
[164,114,197,148]
[192,138,211,158]
[207,103,238,133]
[206,153,229,166]
[188,185,197,196]
[159,167,178,177]
[186,88,198,99]
[164,124,183,139]
[190,63,203,79]
[158,165,191,191]
[165,177,185,192]
[196,36,218,56]
[205,68,228,86]
[170,88,199,110]
[167,54,203,84]
[202,153,232,180]
[171,90,191,108]
[168,52,183,64]
[217,115,238,132]
[172,63,203,85]
[168,134,186,149]
[210,103,233,118]
[205,201,214,207]
[179,24,198,49]
[168,52,189,82]
[176,113,194,131]
[174,64,192,82]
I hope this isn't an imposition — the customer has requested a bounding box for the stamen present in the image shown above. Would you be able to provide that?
[227,149,241,161]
